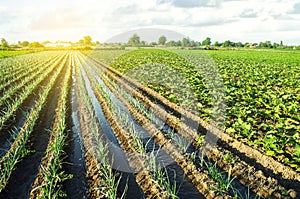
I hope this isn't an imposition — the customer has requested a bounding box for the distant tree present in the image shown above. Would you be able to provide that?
[222,40,231,47]
[43,40,51,45]
[259,41,272,48]
[222,40,239,47]
[29,42,44,48]
[1,38,9,48]
[265,41,272,48]
[166,40,176,47]
[189,40,196,47]
[140,41,147,46]
[22,41,29,47]
[95,41,100,46]
[83,36,92,46]
[150,42,157,46]
[128,34,140,46]
[259,42,264,47]
[78,39,84,46]
[202,37,211,46]
[158,35,167,45]
[175,40,182,46]
[182,37,190,47]
[280,40,283,46]
[237,42,244,47]
[273,42,279,48]
[195,41,201,46]
[213,41,221,47]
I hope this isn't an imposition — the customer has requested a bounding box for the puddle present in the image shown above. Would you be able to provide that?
[76,55,144,199]
[62,56,88,198]
[80,58,202,198]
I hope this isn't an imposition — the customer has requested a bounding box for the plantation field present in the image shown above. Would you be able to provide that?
[0,49,299,198]
[0,50,37,59]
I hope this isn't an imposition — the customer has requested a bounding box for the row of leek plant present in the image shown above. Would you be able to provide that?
[75,56,125,199]
[95,65,246,198]
[0,56,36,77]
[0,62,40,93]
[130,88,249,197]
[0,52,58,84]
[0,54,66,191]
[0,54,59,94]
[116,109,178,199]
[31,54,73,198]
[80,60,179,199]
[114,79,244,198]
[0,55,67,132]
[0,54,64,107]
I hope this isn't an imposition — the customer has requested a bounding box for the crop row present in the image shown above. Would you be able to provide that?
[87,50,299,198]
[30,53,72,198]
[0,54,66,132]
[0,50,36,59]
[0,51,58,83]
[83,54,246,198]
[74,54,129,198]
[0,54,60,94]
[1,49,298,198]
[0,52,67,191]
[90,49,300,171]
[0,54,63,107]
[77,53,176,198]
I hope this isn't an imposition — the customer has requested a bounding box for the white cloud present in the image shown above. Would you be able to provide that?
[157,0,221,8]
[30,8,93,30]
[288,1,300,14]
[240,9,258,18]
[0,0,299,45]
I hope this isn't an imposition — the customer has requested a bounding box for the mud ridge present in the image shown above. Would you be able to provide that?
[0,53,69,198]
[87,55,299,198]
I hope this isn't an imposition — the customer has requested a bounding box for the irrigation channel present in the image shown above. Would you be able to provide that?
[0,51,299,198]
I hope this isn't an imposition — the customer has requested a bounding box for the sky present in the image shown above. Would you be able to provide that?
[0,0,299,45]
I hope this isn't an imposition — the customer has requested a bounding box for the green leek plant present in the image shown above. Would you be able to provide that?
[75,58,125,198]
[0,54,66,192]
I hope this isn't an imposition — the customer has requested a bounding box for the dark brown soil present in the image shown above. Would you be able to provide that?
[74,56,145,198]
[82,56,207,199]
[87,55,300,199]
[61,58,88,198]
[0,54,68,198]
[0,55,65,157]
[1,51,298,198]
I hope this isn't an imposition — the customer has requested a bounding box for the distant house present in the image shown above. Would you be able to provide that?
[249,43,257,48]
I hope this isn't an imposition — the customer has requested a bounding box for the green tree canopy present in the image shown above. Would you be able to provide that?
[128,34,140,46]
[202,37,211,46]
[158,35,167,45]
[1,38,9,48]
[22,41,29,47]
[83,36,92,46]
[29,42,44,48]
[182,37,190,47]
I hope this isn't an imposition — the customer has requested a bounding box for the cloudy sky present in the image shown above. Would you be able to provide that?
[0,0,299,45]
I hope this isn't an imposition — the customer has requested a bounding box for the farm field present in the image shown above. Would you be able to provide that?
[0,50,38,59]
[0,49,299,198]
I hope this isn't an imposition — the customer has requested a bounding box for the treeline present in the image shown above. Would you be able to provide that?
[0,38,44,49]
[1,34,299,50]
[125,34,299,49]
[0,36,100,50]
